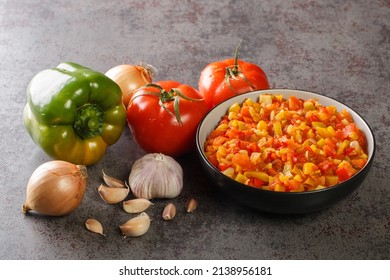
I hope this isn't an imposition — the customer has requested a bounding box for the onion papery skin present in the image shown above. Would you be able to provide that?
[23,160,88,216]
[105,64,154,107]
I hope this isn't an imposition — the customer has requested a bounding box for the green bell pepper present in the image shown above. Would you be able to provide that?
[23,62,126,166]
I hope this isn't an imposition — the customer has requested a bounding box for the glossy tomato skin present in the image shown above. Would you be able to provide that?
[127,81,208,157]
[198,58,270,109]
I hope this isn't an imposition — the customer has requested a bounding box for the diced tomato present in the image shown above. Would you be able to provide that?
[351,158,367,169]
[248,178,265,188]
[232,152,252,170]
[336,164,355,182]
[212,136,228,146]
[288,96,303,110]
[318,160,337,173]
[207,154,218,167]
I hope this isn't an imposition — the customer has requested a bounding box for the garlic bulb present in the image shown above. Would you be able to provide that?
[128,153,183,199]
[22,160,87,216]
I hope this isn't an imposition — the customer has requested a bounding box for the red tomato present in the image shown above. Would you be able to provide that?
[198,43,269,109]
[127,81,208,157]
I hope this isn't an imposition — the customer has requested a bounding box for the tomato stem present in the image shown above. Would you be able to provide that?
[135,84,203,126]
[225,39,255,93]
[233,39,243,72]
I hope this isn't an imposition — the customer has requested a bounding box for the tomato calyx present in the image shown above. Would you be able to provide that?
[225,40,256,93]
[134,83,203,126]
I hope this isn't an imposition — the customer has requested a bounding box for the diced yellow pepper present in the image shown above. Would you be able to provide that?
[228,111,237,121]
[257,120,268,130]
[286,124,294,135]
[307,129,315,138]
[274,184,285,192]
[326,126,336,137]
[259,94,273,105]
[294,129,303,143]
[244,98,254,106]
[235,173,249,184]
[237,121,246,130]
[278,174,290,182]
[317,138,325,148]
[273,121,283,136]
[325,175,339,186]
[228,102,241,113]
[244,171,269,182]
[292,165,304,176]
[303,162,318,175]
[222,167,235,178]
[317,112,330,122]
[293,175,303,182]
[249,152,262,165]
[249,106,260,122]
[216,146,227,158]
[275,110,285,121]
[303,100,316,111]
[337,140,350,155]
[275,95,283,101]
[312,121,326,128]
[304,176,317,186]
[316,127,332,138]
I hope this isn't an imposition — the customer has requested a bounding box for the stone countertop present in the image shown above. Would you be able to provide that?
[0,0,389,260]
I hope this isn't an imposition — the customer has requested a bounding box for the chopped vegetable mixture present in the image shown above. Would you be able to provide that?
[204,94,368,192]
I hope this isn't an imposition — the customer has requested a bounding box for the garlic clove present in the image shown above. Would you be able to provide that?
[162,203,176,220]
[98,183,129,204]
[102,170,125,188]
[119,212,150,237]
[122,198,153,214]
[85,218,105,236]
[185,198,198,213]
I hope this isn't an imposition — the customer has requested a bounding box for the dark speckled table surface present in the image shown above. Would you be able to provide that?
[0,0,389,260]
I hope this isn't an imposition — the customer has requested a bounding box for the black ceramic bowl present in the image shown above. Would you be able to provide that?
[196,89,375,214]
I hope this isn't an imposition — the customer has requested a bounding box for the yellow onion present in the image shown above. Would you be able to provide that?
[22,160,88,216]
[105,63,155,107]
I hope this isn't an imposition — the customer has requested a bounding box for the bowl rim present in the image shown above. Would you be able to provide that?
[196,88,376,196]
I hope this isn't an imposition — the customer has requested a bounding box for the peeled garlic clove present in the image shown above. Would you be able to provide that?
[102,170,125,188]
[123,198,153,214]
[186,198,198,213]
[128,153,183,199]
[85,218,105,236]
[162,203,176,220]
[98,183,129,204]
[119,212,150,237]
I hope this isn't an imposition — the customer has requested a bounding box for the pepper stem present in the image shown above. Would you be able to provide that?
[73,104,104,139]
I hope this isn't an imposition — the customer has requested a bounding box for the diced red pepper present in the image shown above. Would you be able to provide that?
[336,164,355,182]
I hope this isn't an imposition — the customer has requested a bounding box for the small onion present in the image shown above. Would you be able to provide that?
[105,63,155,107]
[128,153,183,199]
[22,160,87,216]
